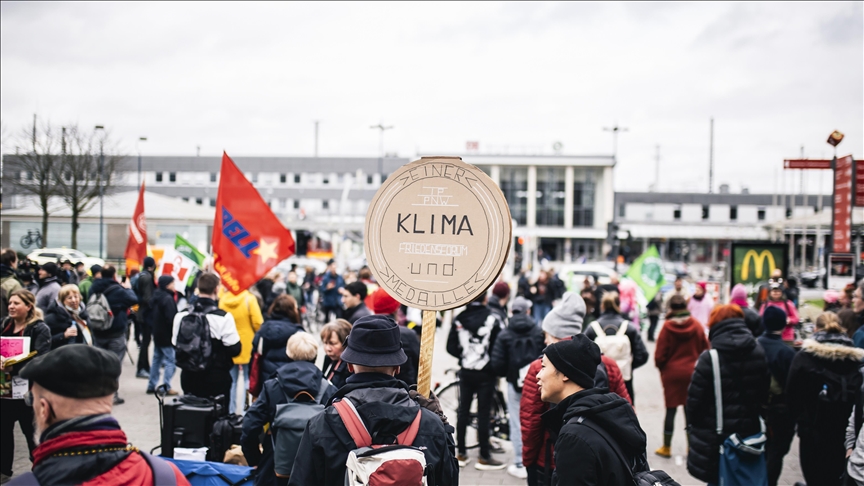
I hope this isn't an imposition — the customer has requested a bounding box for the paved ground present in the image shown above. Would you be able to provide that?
[11,319,806,485]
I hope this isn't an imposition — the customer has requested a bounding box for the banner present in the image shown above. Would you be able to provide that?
[158,248,198,289]
[212,152,295,294]
[175,234,207,266]
[833,155,853,253]
[730,242,787,286]
[124,183,147,274]
[624,245,665,301]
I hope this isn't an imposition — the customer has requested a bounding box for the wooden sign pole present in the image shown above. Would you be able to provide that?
[417,310,438,397]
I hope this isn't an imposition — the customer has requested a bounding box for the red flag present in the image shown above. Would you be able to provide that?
[213,152,295,294]
[124,183,147,273]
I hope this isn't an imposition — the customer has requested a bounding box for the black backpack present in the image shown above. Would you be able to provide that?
[175,305,217,372]
[208,413,243,462]
[572,416,681,486]
[509,331,542,390]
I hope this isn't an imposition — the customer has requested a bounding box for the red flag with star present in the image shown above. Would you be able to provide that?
[212,152,295,294]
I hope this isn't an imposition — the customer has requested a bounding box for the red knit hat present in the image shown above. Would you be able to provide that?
[492,281,510,299]
[371,287,401,315]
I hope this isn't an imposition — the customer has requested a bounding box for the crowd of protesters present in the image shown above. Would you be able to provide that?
[7,244,864,486]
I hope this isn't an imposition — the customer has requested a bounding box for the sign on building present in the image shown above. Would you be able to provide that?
[833,155,854,253]
[730,242,788,287]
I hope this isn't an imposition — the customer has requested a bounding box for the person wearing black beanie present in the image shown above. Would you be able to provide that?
[538,334,647,486]
[757,305,797,486]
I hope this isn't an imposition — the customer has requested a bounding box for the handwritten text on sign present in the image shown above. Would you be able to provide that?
[365,157,511,311]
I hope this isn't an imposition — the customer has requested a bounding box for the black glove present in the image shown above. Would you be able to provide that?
[408,385,449,426]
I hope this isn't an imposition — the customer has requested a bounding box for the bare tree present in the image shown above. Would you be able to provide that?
[56,126,124,248]
[1,116,61,247]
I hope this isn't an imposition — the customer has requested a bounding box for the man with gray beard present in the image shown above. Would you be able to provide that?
[8,345,188,486]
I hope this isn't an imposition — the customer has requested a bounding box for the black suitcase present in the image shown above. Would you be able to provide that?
[159,394,224,458]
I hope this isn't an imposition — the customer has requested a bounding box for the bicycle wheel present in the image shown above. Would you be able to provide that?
[20,235,31,249]
[434,380,460,420]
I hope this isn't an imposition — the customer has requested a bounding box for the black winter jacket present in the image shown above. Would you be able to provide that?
[134,270,155,321]
[490,312,544,388]
[396,325,420,386]
[446,302,502,373]
[1,317,52,377]
[583,311,650,372]
[240,360,337,485]
[743,306,764,336]
[343,303,372,324]
[686,317,769,484]
[542,388,647,486]
[252,313,303,381]
[787,332,864,441]
[42,300,91,349]
[287,373,459,486]
[488,295,508,327]
[757,333,796,408]
[150,287,177,348]
[322,355,352,390]
[89,279,138,338]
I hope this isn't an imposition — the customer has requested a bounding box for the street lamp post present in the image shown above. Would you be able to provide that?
[370,123,393,178]
[95,125,105,259]
[137,137,147,188]
[603,123,629,160]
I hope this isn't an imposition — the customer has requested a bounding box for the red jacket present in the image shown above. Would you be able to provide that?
[520,353,631,467]
[26,428,189,486]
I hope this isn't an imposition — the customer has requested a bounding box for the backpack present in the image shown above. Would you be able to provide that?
[509,332,541,390]
[14,450,177,486]
[87,291,115,331]
[334,397,428,486]
[175,306,216,371]
[590,321,633,380]
[272,378,330,478]
[208,413,243,462]
[710,349,768,486]
[572,416,681,486]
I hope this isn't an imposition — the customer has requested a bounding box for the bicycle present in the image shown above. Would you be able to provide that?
[20,229,42,249]
[433,368,510,450]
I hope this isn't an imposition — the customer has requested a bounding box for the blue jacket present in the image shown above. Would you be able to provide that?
[854,327,864,350]
[252,314,304,381]
[89,278,138,338]
[320,272,344,308]
[240,360,337,485]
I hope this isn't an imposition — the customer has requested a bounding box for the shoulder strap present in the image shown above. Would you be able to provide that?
[590,322,605,340]
[616,321,628,337]
[572,417,638,482]
[709,349,723,436]
[139,451,178,486]
[11,472,39,485]
[396,410,423,446]
[333,398,373,448]
[315,378,329,404]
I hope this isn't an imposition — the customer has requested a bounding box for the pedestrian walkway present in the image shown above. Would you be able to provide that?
[11,326,806,485]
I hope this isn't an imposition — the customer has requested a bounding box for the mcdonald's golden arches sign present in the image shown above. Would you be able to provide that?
[730,243,788,286]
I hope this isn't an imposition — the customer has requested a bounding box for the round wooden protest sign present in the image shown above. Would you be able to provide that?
[365,156,512,311]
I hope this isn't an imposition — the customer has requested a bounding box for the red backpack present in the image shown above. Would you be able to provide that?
[334,398,428,486]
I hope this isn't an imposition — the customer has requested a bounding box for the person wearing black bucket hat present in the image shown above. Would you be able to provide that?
[7,345,189,486]
[289,315,459,486]
[538,335,647,486]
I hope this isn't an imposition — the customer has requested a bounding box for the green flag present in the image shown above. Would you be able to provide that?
[175,234,207,266]
[625,245,666,301]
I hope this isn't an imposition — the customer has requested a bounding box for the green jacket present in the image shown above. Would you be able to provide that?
[78,276,94,302]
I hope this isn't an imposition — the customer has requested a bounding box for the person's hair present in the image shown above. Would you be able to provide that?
[838,309,859,337]
[286,332,318,362]
[358,267,373,280]
[198,273,221,295]
[816,311,845,334]
[57,284,81,304]
[600,292,620,313]
[708,304,744,328]
[269,294,300,323]
[581,292,596,309]
[320,319,352,345]
[1,248,17,266]
[101,265,117,280]
[128,268,139,278]
[858,279,864,297]
[9,289,43,325]
[668,294,687,311]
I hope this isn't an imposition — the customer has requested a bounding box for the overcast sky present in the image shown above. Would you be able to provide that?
[1,2,861,194]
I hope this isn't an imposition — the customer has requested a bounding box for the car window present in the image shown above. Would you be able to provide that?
[39,252,58,259]
[69,251,86,259]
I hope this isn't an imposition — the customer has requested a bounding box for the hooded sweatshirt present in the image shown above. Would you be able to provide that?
[542,388,647,486]
[219,289,264,365]
[654,312,710,407]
